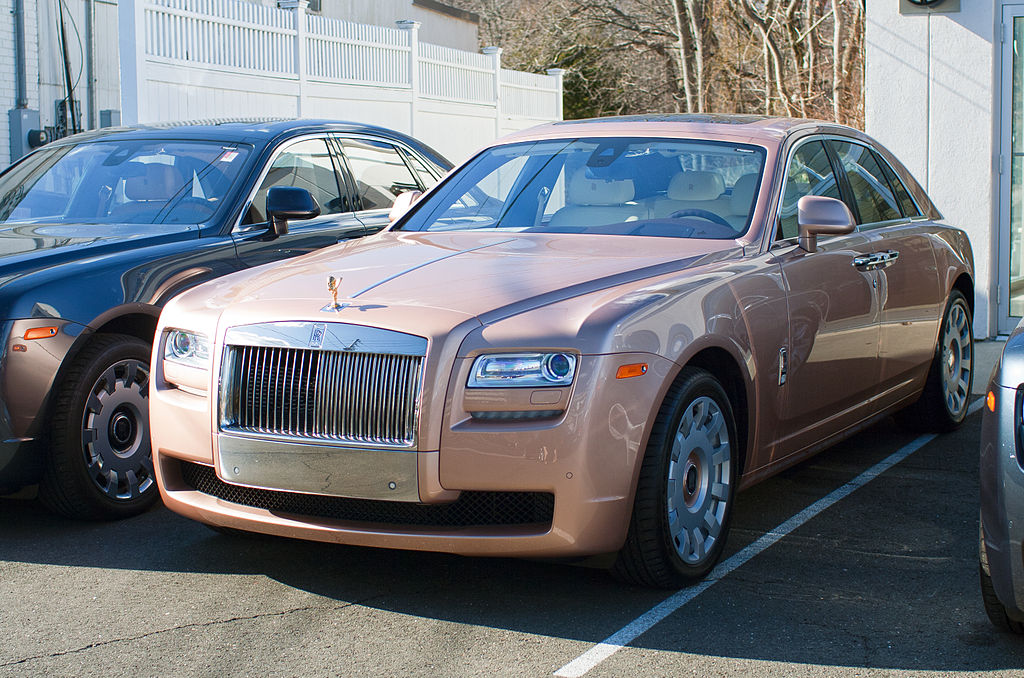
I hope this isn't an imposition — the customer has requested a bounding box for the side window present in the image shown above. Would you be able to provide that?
[778,140,840,240]
[339,139,421,211]
[403,151,439,190]
[874,151,921,218]
[245,138,345,225]
[830,140,902,225]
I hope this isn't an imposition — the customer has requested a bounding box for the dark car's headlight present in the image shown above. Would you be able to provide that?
[467,352,577,388]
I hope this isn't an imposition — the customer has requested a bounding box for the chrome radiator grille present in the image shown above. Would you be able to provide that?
[220,345,423,447]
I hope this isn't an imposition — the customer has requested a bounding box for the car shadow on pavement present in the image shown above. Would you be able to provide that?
[2,412,1023,672]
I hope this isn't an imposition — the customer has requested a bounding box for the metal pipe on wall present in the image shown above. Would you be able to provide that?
[13,0,28,109]
[85,0,96,129]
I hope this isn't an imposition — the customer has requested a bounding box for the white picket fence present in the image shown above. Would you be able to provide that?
[119,0,564,162]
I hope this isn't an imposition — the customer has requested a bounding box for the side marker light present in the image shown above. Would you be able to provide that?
[24,326,58,341]
[616,363,648,379]
[987,390,996,412]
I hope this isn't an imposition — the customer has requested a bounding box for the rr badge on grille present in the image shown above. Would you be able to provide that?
[322,275,347,312]
[308,323,326,348]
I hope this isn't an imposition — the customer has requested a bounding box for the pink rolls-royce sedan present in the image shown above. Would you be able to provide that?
[150,116,973,587]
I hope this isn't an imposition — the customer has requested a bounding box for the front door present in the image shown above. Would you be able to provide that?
[233,136,366,268]
[772,139,881,457]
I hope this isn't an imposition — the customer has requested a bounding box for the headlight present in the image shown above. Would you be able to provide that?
[468,352,577,388]
[163,329,210,369]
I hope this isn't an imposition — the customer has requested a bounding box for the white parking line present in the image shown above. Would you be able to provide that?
[554,399,983,678]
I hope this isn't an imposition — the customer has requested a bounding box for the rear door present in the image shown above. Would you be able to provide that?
[335,136,436,235]
[232,135,366,268]
[826,138,944,402]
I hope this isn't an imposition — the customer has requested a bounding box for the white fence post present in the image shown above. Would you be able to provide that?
[546,68,565,121]
[396,20,420,136]
[118,0,147,124]
[482,46,502,136]
[279,0,309,117]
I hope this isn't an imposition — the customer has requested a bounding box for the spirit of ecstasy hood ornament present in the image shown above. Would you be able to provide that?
[322,275,347,312]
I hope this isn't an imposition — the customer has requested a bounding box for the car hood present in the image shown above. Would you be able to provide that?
[214,230,742,324]
[0,221,195,274]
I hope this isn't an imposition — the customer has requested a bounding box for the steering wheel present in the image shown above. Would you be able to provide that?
[667,208,731,228]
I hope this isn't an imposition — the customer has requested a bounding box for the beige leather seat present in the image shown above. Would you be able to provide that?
[548,169,640,228]
[109,163,186,221]
[645,170,726,219]
[725,172,759,229]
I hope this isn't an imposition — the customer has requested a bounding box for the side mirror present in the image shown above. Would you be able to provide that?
[266,186,321,236]
[797,195,856,253]
[388,190,422,223]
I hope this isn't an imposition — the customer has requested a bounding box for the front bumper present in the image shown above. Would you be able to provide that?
[152,351,676,558]
[980,383,1024,621]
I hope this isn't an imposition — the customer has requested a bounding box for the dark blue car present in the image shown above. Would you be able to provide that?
[0,119,450,520]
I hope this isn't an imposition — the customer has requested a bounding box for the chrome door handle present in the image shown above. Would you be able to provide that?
[852,253,883,270]
[852,250,899,271]
[876,249,899,268]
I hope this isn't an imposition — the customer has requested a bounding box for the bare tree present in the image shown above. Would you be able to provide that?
[450,0,865,126]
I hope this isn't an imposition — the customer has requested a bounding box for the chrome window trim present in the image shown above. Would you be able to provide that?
[764,133,920,252]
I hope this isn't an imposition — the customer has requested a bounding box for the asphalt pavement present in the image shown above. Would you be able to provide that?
[2,376,1022,676]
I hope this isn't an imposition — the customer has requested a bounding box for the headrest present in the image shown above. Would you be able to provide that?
[124,163,184,201]
[667,171,724,201]
[567,169,635,205]
[729,173,759,216]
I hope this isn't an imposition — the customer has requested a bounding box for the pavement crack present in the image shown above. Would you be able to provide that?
[2,595,383,669]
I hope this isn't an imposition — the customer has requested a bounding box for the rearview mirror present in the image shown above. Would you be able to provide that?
[388,190,423,223]
[267,186,321,236]
[797,195,856,253]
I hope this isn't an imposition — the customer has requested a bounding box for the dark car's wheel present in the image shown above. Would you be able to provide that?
[897,289,973,432]
[40,334,158,520]
[612,367,737,588]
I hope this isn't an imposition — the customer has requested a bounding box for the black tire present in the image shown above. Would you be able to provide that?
[39,334,158,520]
[980,565,1024,634]
[896,289,973,432]
[612,367,738,588]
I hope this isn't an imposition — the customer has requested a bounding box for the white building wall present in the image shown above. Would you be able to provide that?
[866,2,998,337]
[247,0,479,51]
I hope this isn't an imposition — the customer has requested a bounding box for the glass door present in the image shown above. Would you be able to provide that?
[1001,6,1024,331]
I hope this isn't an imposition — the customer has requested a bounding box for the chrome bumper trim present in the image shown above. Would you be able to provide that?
[217,433,419,502]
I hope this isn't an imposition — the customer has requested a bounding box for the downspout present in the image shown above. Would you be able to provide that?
[13,0,28,109]
[85,0,95,129]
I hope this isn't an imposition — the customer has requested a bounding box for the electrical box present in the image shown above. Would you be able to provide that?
[100,109,121,128]
[8,108,40,162]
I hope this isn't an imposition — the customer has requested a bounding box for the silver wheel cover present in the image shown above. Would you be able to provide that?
[940,298,972,420]
[81,359,154,501]
[667,395,731,565]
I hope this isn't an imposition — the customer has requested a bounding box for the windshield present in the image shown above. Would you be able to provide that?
[0,139,252,225]
[400,137,766,239]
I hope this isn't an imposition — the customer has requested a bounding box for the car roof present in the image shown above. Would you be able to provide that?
[42,118,450,165]
[498,114,848,145]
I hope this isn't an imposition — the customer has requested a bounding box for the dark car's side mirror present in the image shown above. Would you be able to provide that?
[266,186,321,236]
[797,195,856,253]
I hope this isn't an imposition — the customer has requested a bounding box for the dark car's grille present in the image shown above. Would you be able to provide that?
[180,461,554,529]
[220,346,422,446]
